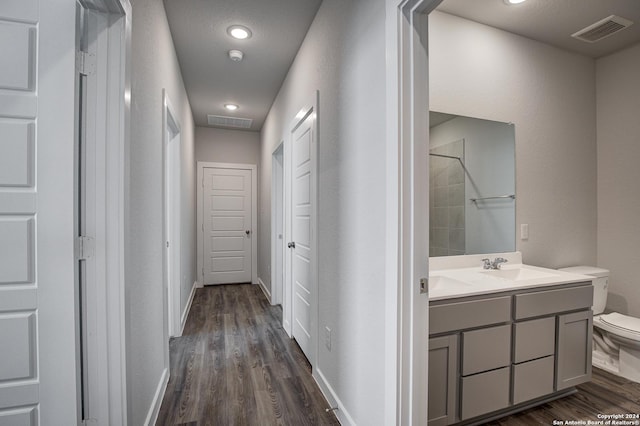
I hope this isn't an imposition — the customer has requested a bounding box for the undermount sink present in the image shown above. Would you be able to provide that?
[480,266,558,281]
[429,275,472,291]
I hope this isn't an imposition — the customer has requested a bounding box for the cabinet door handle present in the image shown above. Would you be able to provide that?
[287,242,296,249]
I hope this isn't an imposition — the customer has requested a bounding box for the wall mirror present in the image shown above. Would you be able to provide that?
[429,111,516,256]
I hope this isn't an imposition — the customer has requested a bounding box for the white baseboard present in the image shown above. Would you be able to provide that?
[257,277,272,302]
[313,368,356,426]
[179,281,197,335]
[143,367,169,426]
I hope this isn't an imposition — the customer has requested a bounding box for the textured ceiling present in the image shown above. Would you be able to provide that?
[437,0,640,58]
[165,0,639,131]
[164,0,322,131]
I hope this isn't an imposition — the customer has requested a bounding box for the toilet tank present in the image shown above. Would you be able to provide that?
[558,266,609,315]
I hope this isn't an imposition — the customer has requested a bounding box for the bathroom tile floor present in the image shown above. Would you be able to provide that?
[156,284,339,426]
[486,367,640,425]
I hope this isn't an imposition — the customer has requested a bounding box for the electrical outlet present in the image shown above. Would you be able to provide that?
[325,326,332,351]
[520,223,529,240]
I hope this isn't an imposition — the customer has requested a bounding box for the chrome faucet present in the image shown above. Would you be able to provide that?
[482,257,508,270]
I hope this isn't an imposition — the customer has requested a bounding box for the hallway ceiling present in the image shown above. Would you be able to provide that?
[164,0,322,131]
[437,0,640,58]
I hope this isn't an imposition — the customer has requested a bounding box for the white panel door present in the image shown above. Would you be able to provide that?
[0,1,39,423]
[203,167,252,284]
[290,111,316,360]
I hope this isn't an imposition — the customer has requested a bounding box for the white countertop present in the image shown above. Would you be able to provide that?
[428,253,593,301]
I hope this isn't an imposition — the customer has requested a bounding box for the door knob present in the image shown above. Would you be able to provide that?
[245,230,251,235]
[287,242,296,249]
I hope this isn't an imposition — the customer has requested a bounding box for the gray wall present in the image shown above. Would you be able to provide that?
[258,0,388,422]
[596,42,640,317]
[429,11,597,268]
[127,0,195,422]
[195,126,260,165]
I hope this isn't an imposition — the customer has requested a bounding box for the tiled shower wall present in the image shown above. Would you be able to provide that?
[429,139,465,256]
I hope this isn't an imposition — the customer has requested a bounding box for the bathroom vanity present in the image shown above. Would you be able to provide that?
[428,253,594,426]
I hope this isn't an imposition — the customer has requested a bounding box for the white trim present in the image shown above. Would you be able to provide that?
[108,2,131,424]
[270,142,285,306]
[75,1,131,424]
[388,1,441,424]
[143,367,169,426]
[162,89,182,340]
[197,161,258,286]
[179,281,197,335]
[314,368,356,426]
[257,277,271,302]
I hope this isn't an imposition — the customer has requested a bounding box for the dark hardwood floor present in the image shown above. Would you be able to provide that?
[158,283,640,426]
[485,368,640,425]
[157,284,339,426]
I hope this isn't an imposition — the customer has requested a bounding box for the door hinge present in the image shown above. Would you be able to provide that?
[76,51,96,76]
[75,236,95,260]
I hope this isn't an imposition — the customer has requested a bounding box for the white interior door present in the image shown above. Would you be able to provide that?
[289,107,317,361]
[271,144,284,306]
[163,90,181,338]
[0,2,44,423]
[203,167,252,285]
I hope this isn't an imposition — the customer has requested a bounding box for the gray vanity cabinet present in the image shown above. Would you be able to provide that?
[513,285,594,391]
[428,282,593,425]
[557,310,593,390]
[460,367,510,420]
[512,317,555,404]
[459,324,511,420]
[429,296,513,425]
[428,335,458,426]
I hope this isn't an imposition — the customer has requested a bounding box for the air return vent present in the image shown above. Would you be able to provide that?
[207,114,253,129]
[572,15,633,43]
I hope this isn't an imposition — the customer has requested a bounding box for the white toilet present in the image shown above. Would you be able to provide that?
[559,266,640,383]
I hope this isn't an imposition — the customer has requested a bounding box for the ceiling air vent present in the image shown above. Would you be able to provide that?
[572,15,633,43]
[207,114,253,129]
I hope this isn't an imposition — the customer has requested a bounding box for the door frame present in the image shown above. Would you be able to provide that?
[74,0,131,424]
[162,89,181,338]
[283,91,319,359]
[197,162,258,286]
[270,142,285,306]
[386,0,441,424]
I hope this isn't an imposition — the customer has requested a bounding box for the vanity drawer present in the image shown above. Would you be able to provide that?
[514,317,555,363]
[513,355,555,404]
[514,284,593,320]
[462,324,511,376]
[430,296,511,335]
[460,367,510,420]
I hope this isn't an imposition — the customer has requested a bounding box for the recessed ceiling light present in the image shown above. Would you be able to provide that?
[224,104,239,111]
[227,25,252,40]
[504,0,527,4]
